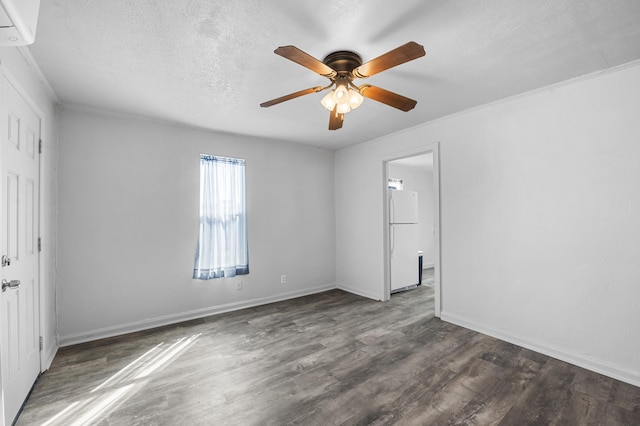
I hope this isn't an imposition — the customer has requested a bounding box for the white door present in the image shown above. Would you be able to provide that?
[0,75,41,425]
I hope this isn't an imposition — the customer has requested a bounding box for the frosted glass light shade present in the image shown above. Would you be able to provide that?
[348,89,364,109]
[321,92,336,111]
[336,103,351,114]
[333,84,349,104]
[320,83,364,113]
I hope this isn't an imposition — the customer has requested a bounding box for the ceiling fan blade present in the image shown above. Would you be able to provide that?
[275,46,337,78]
[353,41,425,79]
[359,85,417,112]
[260,86,325,108]
[328,106,344,130]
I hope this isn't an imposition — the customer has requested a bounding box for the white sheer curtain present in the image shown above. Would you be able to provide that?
[193,155,249,279]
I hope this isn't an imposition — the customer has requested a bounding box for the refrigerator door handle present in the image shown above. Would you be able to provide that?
[389,194,395,224]
[390,225,394,255]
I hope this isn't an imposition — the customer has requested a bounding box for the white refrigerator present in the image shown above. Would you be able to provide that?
[389,189,420,292]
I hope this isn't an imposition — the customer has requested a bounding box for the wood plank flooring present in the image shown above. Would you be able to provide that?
[16,281,640,425]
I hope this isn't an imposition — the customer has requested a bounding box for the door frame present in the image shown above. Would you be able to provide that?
[382,142,441,317]
[0,64,46,397]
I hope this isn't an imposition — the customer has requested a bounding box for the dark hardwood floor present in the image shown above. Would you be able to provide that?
[17,279,640,425]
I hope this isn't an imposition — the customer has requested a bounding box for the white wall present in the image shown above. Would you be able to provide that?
[335,62,640,386]
[0,48,58,367]
[56,107,336,344]
[388,161,435,267]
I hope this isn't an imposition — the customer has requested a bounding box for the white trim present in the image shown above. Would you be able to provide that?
[382,161,390,302]
[41,344,57,371]
[0,65,56,377]
[1,66,47,131]
[336,283,381,301]
[340,59,640,155]
[432,144,441,316]
[382,143,441,317]
[1,66,58,373]
[59,283,337,347]
[0,64,51,425]
[0,62,4,426]
[57,102,332,154]
[441,312,640,388]
[16,47,59,102]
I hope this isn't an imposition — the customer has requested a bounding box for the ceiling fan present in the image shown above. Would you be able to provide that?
[260,42,426,130]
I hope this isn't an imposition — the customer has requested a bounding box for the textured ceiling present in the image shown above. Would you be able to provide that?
[29,0,640,150]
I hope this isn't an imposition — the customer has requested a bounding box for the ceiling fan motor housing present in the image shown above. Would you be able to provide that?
[322,51,363,74]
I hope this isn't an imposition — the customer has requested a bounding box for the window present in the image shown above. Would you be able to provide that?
[193,155,249,279]
[388,178,404,190]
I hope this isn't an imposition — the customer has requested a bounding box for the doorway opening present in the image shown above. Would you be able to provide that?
[1,71,44,426]
[383,144,441,317]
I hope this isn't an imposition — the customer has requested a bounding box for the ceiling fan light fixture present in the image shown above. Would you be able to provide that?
[336,102,351,114]
[348,89,364,110]
[262,42,425,129]
[333,83,349,104]
[321,81,362,113]
[321,91,337,111]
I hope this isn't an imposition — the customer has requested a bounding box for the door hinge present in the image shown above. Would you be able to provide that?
[39,336,43,351]
[38,237,42,252]
[39,139,42,154]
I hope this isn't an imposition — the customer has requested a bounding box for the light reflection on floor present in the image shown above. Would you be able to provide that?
[41,334,200,426]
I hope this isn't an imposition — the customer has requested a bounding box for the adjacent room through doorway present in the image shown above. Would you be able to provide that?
[385,150,439,316]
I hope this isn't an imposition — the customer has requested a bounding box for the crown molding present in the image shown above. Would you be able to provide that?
[16,46,59,103]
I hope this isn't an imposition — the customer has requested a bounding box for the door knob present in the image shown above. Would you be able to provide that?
[1,279,20,292]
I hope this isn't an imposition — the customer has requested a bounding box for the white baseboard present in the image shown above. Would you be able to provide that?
[335,283,382,301]
[441,312,640,388]
[59,283,336,347]
[41,343,58,372]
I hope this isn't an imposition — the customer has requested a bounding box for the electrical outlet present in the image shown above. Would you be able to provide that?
[280,275,287,284]
[236,280,243,291]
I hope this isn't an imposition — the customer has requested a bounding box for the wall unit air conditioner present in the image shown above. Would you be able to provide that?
[0,0,40,46]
